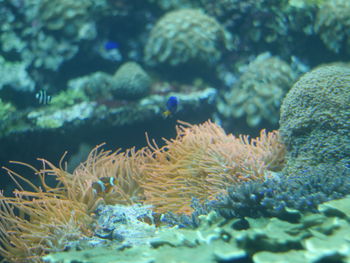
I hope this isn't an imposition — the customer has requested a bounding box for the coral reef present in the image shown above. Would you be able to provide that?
[315,0,350,53]
[43,196,350,263]
[219,53,297,127]
[93,204,156,246]
[27,101,96,129]
[65,62,150,102]
[4,0,86,71]
[1,1,349,261]
[66,72,115,101]
[24,33,80,71]
[198,0,316,55]
[279,64,350,174]
[0,56,35,92]
[112,62,151,100]
[0,0,113,72]
[35,0,96,39]
[10,87,217,133]
[144,9,232,66]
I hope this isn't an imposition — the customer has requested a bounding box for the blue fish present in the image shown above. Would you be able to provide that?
[163,96,178,118]
[104,41,119,51]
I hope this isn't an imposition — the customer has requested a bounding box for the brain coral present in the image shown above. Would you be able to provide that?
[219,53,296,127]
[112,62,151,100]
[315,0,350,53]
[279,64,350,173]
[144,9,232,66]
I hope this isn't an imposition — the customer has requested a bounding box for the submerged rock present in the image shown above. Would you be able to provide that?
[280,64,350,173]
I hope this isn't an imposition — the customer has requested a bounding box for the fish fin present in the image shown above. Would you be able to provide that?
[162,110,171,118]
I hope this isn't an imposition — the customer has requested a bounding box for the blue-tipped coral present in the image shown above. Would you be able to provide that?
[214,164,350,219]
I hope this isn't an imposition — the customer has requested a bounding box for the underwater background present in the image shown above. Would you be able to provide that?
[0,0,349,262]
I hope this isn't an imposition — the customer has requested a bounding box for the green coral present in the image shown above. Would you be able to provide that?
[50,88,89,109]
[67,72,115,100]
[28,102,96,129]
[280,64,350,173]
[219,53,297,127]
[26,86,91,129]
[315,0,350,53]
[144,9,232,66]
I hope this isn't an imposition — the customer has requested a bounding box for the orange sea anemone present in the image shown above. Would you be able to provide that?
[140,120,285,214]
[0,145,146,262]
[0,120,285,262]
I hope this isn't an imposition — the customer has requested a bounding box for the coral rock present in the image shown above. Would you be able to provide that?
[112,62,151,100]
[219,53,296,127]
[144,9,232,66]
[280,64,350,173]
